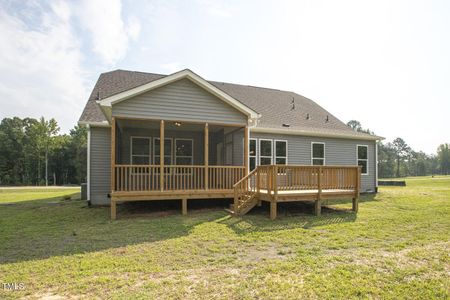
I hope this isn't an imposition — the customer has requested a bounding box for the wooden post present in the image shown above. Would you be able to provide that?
[160,120,164,191]
[182,198,187,215]
[315,166,322,216]
[273,165,278,197]
[111,199,117,220]
[271,165,278,220]
[270,201,277,220]
[256,168,261,206]
[204,123,209,190]
[233,187,238,214]
[244,126,249,175]
[353,166,361,212]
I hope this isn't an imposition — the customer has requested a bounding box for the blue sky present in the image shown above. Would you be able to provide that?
[0,0,449,154]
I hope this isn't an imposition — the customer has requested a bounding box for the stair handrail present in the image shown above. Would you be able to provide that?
[233,168,258,188]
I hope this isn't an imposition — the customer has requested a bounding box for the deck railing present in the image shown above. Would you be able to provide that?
[113,165,245,192]
[233,165,361,215]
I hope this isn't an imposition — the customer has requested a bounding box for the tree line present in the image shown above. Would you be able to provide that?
[0,117,86,186]
[0,116,448,186]
[347,120,450,178]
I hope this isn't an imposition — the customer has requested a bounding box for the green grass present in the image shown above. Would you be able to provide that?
[0,179,449,299]
[0,187,80,204]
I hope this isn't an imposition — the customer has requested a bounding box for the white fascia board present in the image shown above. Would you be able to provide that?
[251,127,384,141]
[78,120,111,127]
[96,69,259,119]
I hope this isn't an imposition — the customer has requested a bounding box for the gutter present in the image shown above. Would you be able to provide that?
[250,127,384,141]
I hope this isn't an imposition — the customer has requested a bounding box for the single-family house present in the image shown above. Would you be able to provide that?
[79,69,382,219]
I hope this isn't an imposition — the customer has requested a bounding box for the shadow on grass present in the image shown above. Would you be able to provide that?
[0,196,230,264]
[0,192,82,206]
[218,201,358,235]
[0,194,374,264]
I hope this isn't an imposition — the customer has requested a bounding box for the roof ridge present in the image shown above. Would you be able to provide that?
[109,69,168,77]
[210,80,293,93]
[100,69,295,94]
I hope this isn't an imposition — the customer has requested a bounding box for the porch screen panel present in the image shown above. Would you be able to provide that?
[131,137,151,165]
[154,138,173,165]
[175,139,193,165]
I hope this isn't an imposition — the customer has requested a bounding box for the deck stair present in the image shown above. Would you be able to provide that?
[232,169,259,215]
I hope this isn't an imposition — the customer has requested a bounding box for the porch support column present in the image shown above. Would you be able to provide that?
[204,123,209,190]
[111,117,116,195]
[160,120,164,191]
[244,126,249,175]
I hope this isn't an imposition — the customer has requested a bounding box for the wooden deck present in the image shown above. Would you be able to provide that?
[110,164,361,220]
[233,165,361,219]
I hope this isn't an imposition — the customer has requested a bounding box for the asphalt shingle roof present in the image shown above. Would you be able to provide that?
[79,69,378,139]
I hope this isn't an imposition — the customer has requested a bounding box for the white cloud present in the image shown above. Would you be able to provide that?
[0,0,87,132]
[75,0,141,65]
[126,15,141,41]
[196,0,234,17]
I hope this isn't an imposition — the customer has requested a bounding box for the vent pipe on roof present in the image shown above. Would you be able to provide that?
[291,98,295,110]
[306,113,310,120]
[326,115,329,122]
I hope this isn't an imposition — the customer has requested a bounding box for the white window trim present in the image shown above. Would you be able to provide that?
[130,136,151,165]
[311,142,326,165]
[249,138,257,170]
[175,138,194,165]
[274,139,288,165]
[259,139,273,165]
[153,137,173,165]
[357,144,369,175]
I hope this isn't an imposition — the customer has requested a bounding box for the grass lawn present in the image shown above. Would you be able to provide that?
[0,178,449,299]
[0,187,81,204]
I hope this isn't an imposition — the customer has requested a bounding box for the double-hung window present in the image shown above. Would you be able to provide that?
[275,140,287,164]
[130,137,151,165]
[249,139,257,171]
[154,138,173,165]
[259,139,273,165]
[175,139,193,165]
[357,145,369,175]
[311,142,325,165]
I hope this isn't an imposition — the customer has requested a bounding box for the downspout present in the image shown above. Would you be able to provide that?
[87,124,91,205]
[375,141,379,193]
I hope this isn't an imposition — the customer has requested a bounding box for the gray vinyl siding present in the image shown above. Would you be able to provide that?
[112,79,247,125]
[250,132,377,192]
[90,127,111,205]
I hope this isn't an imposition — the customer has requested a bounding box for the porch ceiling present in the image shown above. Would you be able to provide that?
[116,118,242,133]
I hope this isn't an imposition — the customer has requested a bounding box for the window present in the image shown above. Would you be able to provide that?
[311,142,325,165]
[259,139,273,165]
[275,140,287,164]
[130,137,151,165]
[249,139,257,171]
[175,139,193,165]
[357,145,369,175]
[154,138,173,165]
